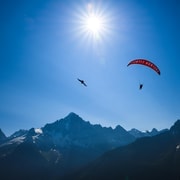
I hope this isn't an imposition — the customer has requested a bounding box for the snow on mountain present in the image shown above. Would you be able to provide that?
[0,135,26,147]
[0,112,136,163]
[0,112,137,179]
[10,129,28,138]
[35,128,43,134]
[128,127,167,138]
[1,113,167,149]
[0,113,174,180]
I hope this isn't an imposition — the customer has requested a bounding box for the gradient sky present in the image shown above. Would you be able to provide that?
[1,0,179,136]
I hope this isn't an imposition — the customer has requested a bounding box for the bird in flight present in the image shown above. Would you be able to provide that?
[139,83,143,90]
[77,78,87,87]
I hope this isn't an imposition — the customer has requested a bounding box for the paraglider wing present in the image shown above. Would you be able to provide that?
[127,59,160,75]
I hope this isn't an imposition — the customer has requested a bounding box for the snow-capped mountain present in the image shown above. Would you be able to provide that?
[0,112,135,180]
[0,112,134,150]
[0,112,172,180]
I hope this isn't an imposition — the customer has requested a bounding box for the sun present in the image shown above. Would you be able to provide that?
[84,13,105,38]
[75,3,111,42]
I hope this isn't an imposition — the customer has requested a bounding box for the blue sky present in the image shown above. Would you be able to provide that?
[1,0,179,136]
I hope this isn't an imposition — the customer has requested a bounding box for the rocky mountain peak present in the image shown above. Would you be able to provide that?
[170,119,180,136]
[0,129,6,141]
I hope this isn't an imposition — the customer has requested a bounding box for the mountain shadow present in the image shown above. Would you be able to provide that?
[62,120,180,180]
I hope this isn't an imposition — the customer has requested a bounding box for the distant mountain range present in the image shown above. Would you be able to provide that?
[128,127,168,138]
[0,112,173,180]
[62,120,180,180]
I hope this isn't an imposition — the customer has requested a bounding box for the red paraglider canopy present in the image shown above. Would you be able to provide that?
[127,59,160,75]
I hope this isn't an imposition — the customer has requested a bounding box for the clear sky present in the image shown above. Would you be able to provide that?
[1,0,179,136]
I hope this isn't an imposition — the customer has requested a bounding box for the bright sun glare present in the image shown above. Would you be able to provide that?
[77,3,110,41]
[84,14,104,37]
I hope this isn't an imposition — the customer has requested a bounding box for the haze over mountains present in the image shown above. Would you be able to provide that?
[0,112,178,180]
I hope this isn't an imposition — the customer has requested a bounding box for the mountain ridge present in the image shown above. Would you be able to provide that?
[62,119,180,180]
[0,112,135,179]
[1,112,167,139]
[0,112,177,180]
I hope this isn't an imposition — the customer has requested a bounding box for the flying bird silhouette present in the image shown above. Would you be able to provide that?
[139,84,143,90]
[77,78,87,87]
